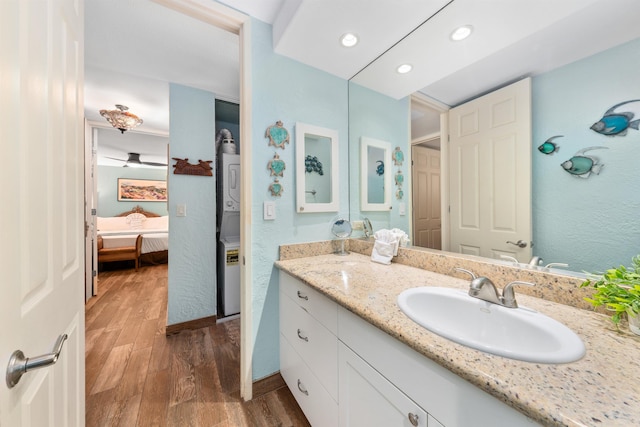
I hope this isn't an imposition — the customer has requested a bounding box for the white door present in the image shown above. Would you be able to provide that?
[412,145,441,249]
[0,1,85,426]
[448,78,532,262]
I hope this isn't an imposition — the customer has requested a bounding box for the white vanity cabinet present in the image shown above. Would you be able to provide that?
[279,272,339,426]
[279,272,538,427]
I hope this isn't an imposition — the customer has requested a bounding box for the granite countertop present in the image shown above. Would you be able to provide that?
[275,252,640,427]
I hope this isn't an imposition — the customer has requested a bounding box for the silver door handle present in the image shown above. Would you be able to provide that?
[6,334,67,389]
[506,240,528,248]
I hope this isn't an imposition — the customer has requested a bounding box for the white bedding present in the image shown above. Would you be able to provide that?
[97,215,169,254]
[100,233,168,254]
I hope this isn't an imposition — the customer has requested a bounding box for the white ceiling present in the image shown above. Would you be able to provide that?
[86,0,640,166]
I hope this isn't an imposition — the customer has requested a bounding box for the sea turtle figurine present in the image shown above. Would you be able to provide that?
[267,152,286,177]
[265,121,290,148]
[268,178,283,197]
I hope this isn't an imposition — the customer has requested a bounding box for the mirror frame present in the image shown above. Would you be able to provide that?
[295,122,339,213]
[360,136,392,211]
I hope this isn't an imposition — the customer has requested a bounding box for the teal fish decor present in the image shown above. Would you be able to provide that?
[590,99,640,136]
[269,178,283,197]
[376,161,384,176]
[538,135,562,155]
[393,147,404,166]
[561,146,608,178]
[265,121,290,148]
[395,170,404,187]
[267,152,286,177]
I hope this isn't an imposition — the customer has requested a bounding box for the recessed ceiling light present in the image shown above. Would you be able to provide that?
[450,25,473,41]
[340,33,358,47]
[396,64,413,74]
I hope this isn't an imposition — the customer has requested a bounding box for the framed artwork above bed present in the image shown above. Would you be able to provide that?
[117,178,167,202]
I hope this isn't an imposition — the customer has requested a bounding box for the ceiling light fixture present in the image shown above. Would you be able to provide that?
[450,25,473,41]
[340,33,359,47]
[396,64,413,74]
[99,104,143,133]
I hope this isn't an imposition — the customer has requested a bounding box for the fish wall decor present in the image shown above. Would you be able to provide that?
[590,99,640,136]
[375,160,384,176]
[538,135,563,155]
[560,146,608,179]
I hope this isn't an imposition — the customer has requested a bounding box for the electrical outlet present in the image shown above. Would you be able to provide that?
[352,220,364,230]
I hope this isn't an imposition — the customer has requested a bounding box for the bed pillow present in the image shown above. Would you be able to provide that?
[126,213,147,230]
[96,216,129,231]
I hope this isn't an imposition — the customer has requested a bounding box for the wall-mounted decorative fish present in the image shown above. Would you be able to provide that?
[590,99,640,136]
[538,135,563,155]
[560,146,608,179]
[376,160,384,176]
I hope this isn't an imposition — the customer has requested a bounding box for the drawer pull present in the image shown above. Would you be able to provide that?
[408,412,419,426]
[297,290,308,301]
[297,329,309,342]
[297,379,309,396]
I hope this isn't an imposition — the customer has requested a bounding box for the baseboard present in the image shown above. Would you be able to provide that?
[252,372,286,399]
[165,315,217,336]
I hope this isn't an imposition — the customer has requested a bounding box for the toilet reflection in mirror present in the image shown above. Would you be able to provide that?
[360,137,392,211]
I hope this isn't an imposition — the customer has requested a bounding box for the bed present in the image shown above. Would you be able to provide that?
[97,206,169,266]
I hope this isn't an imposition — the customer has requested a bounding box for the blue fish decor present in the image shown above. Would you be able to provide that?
[538,135,563,155]
[590,99,640,136]
[560,146,608,179]
[376,160,384,176]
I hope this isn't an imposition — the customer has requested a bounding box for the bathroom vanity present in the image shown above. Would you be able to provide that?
[275,248,640,426]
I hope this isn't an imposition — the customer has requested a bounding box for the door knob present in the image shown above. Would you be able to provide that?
[506,240,528,248]
[6,334,67,389]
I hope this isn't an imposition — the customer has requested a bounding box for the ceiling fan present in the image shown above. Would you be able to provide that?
[106,152,167,167]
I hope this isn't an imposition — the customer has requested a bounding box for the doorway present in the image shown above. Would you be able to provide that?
[84,0,254,400]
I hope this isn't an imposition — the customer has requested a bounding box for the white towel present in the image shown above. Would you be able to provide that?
[371,240,395,265]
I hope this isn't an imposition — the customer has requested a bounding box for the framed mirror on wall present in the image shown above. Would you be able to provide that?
[295,122,339,213]
[360,136,392,211]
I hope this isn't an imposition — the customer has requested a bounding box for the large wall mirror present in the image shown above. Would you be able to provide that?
[347,1,640,274]
[296,122,339,213]
[360,137,392,211]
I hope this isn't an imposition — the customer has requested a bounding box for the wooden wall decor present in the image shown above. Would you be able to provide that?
[172,157,213,176]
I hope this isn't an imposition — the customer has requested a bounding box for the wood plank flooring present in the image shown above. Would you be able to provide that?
[86,264,310,427]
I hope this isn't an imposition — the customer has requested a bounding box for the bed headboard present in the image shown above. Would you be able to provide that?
[115,205,162,218]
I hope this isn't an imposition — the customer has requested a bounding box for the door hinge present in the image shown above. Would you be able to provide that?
[92,270,97,277]
[91,208,97,215]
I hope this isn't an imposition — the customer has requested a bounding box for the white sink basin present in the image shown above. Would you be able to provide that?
[397,287,585,363]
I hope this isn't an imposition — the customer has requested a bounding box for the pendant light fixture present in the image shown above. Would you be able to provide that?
[99,104,143,133]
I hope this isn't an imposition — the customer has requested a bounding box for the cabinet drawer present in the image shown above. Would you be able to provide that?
[281,334,339,427]
[280,272,338,334]
[339,342,428,427]
[280,291,338,400]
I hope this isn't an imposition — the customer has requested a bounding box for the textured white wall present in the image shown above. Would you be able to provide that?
[167,84,217,325]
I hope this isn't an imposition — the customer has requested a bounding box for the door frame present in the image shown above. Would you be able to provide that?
[410,93,450,251]
[84,0,254,400]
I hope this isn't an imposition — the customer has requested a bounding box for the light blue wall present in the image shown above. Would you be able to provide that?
[250,18,349,380]
[168,84,217,325]
[532,37,640,272]
[96,165,168,217]
[348,82,411,233]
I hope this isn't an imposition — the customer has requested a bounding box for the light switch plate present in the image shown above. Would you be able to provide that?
[399,203,406,216]
[176,204,186,217]
[264,201,276,220]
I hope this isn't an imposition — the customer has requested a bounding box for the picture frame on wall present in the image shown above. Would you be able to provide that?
[117,178,167,202]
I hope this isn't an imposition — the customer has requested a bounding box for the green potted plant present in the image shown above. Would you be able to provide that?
[581,255,640,335]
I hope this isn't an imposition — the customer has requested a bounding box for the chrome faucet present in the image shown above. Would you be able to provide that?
[453,268,535,308]
[528,256,543,267]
